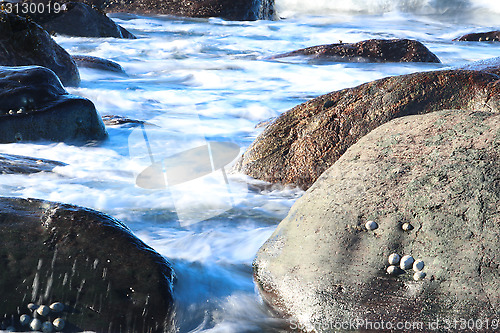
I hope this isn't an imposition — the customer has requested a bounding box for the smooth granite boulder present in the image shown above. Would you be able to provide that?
[236,60,500,189]
[15,2,136,38]
[0,11,80,87]
[454,30,500,42]
[270,39,441,63]
[0,66,107,143]
[0,197,175,333]
[254,110,500,332]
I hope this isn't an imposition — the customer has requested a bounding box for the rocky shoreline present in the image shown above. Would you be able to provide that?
[0,1,499,332]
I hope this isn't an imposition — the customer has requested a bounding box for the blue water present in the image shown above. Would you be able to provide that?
[0,1,499,331]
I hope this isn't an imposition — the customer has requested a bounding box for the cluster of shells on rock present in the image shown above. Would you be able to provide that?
[16,302,66,332]
[386,253,426,281]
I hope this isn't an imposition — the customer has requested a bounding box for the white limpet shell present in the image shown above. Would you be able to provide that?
[400,255,415,270]
[413,271,427,281]
[49,302,65,313]
[37,305,50,317]
[27,303,38,311]
[30,318,42,331]
[365,220,378,231]
[388,253,401,265]
[413,259,425,271]
[42,321,54,333]
[20,314,31,326]
[53,318,65,331]
[386,265,399,275]
[402,222,414,231]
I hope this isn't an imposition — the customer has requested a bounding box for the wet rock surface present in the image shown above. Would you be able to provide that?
[0,154,66,174]
[102,115,146,126]
[84,0,275,20]
[72,55,126,73]
[0,197,175,333]
[236,60,500,189]
[270,39,441,63]
[0,11,80,87]
[454,30,500,42]
[254,110,500,332]
[16,2,136,38]
[0,66,107,143]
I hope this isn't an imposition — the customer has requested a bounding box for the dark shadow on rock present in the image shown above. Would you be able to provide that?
[235,57,500,189]
[0,11,80,87]
[0,197,175,333]
[269,39,441,63]
[0,66,107,143]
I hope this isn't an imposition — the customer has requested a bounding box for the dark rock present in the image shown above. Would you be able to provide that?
[0,66,107,143]
[0,154,66,174]
[72,55,126,73]
[102,115,146,126]
[16,2,136,38]
[0,197,175,333]
[0,11,80,86]
[454,30,500,42]
[84,0,275,21]
[254,110,500,332]
[235,60,500,189]
[270,39,441,63]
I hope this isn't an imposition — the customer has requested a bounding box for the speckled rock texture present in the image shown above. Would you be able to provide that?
[0,66,107,143]
[235,59,500,189]
[83,0,275,20]
[454,30,500,42]
[0,197,175,333]
[270,39,441,63]
[253,110,500,333]
[0,11,80,87]
[15,2,136,38]
[72,55,126,73]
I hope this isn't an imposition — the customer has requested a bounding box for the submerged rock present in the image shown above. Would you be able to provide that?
[72,55,126,73]
[16,2,136,38]
[0,66,107,143]
[254,110,500,332]
[236,59,500,189]
[0,154,66,174]
[0,11,80,87]
[86,0,275,20]
[454,30,500,42]
[0,197,175,333]
[270,39,441,63]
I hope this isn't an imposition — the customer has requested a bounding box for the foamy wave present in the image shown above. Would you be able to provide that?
[274,0,500,17]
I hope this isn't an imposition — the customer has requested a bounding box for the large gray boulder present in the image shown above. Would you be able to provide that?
[0,11,80,86]
[235,60,500,189]
[0,197,175,332]
[253,110,500,332]
[270,39,441,63]
[0,66,107,143]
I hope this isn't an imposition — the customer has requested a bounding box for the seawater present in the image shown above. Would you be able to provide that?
[0,1,499,331]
